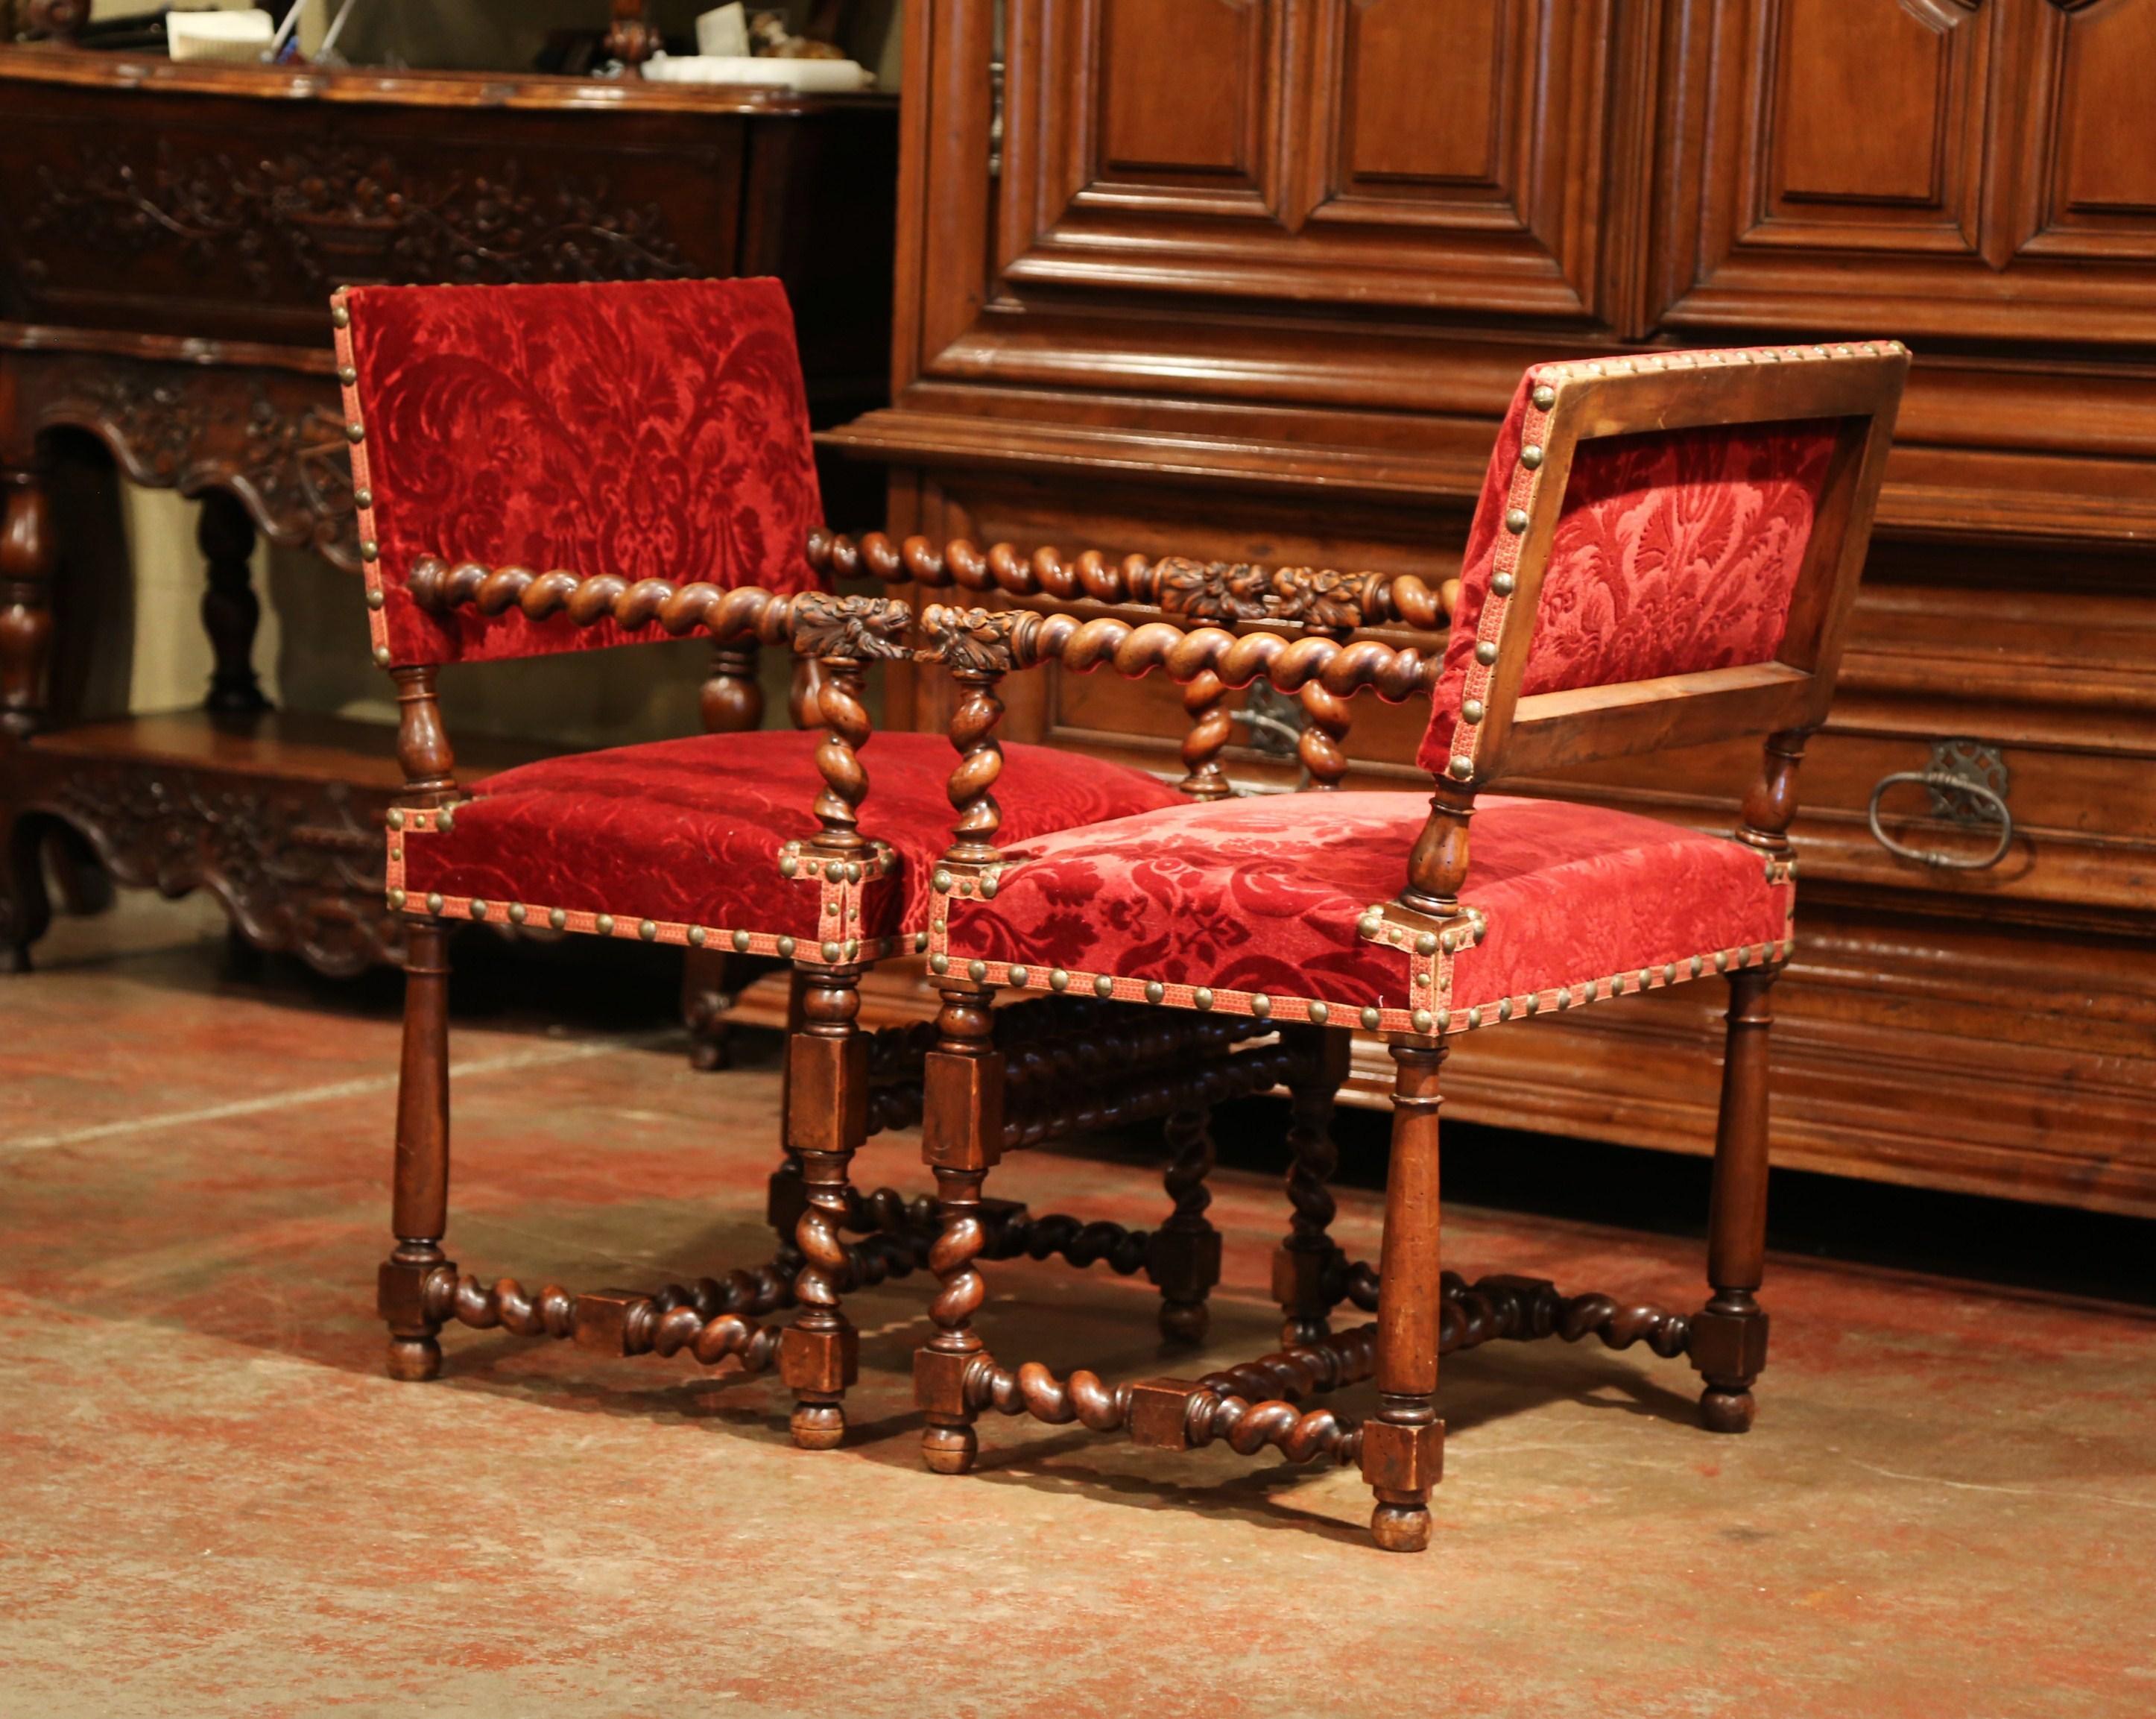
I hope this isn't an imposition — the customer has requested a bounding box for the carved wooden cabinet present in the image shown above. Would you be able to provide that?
[832,0,2156,1217]
[0,47,896,974]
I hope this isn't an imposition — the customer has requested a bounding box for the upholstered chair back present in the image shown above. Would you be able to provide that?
[1417,344,1907,787]
[333,278,828,669]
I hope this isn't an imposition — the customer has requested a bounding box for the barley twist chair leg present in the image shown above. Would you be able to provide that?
[917,982,1003,1474]
[780,964,868,1449]
[1274,1023,1353,1347]
[1151,1108,1220,1346]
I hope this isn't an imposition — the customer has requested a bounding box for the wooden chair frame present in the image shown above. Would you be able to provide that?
[889,341,1908,1552]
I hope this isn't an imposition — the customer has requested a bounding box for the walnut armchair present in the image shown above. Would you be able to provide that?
[902,341,1909,1551]
[338,277,1185,1448]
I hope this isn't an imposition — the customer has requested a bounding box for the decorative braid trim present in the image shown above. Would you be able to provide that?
[329,288,390,666]
[384,807,903,969]
[926,848,1798,1039]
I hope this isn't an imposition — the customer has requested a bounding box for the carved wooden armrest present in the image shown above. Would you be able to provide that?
[809,530,1453,636]
[917,603,1440,701]
[405,558,914,665]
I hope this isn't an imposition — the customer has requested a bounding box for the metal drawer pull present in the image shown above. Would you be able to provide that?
[1865,739,2014,871]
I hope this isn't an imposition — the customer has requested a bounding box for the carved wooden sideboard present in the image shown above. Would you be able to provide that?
[0,45,895,974]
[829,0,2156,1217]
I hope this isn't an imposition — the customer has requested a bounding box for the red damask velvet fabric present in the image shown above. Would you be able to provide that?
[399,730,1183,939]
[1417,365,1839,772]
[944,792,1791,1014]
[345,279,826,666]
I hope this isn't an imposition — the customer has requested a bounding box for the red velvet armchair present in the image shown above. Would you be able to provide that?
[905,342,1909,1551]
[336,277,1181,1448]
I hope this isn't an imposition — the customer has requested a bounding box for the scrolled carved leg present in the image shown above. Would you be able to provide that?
[379,918,453,1381]
[780,963,868,1450]
[916,981,1004,1474]
[1362,1041,1447,1554]
[1273,1024,1351,1347]
[1693,967,1777,1434]
[1148,1108,1219,1346]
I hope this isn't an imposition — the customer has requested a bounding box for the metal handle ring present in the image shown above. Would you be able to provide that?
[1866,769,2014,871]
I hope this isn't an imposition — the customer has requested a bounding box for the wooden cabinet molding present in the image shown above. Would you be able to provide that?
[1650,0,2156,343]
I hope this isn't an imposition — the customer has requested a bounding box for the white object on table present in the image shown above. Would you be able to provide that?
[166,7,275,63]
[695,4,751,58]
[642,54,873,92]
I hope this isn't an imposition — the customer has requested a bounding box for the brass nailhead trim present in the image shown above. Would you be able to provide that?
[353,488,372,508]
[1358,912,1382,938]
[1413,1009,1434,1032]
[929,953,949,974]
[1251,994,1271,1018]
[1505,508,1529,534]
[373,646,392,666]
[686,924,706,946]
[1415,933,1438,956]
[332,306,350,328]
[1010,966,1029,987]
[777,937,796,957]
[780,856,798,877]
[822,940,842,962]
[1094,974,1114,998]
[426,892,443,914]
[469,900,487,919]
[1531,384,1555,409]
[338,366,357,385]
[435,808,454,834]
[1362,1006,1381,1029]
[594,914,614,935]
[1309,1001,1328,1024]
[388,888,406,909]
[549,908,567,930]
[385,808,405,830]
[346,422,365,444]
[933,869,952,892]
[1491,572,1516,596]
[640,921,658,941]
[1448,757,1473,780]
[1474,640,1497,665]
[509,904,527,925]
[1049,969,1070,991]
[1192,988,1214,1011]
[1145,981,1165,1004]
[1461,700,1484,724]
[360,540,379,562]
[366,589,385,611]
[914,932,929,953]
[1520,444,1543,469]
[981,877,999,899]
[969,960,987,982]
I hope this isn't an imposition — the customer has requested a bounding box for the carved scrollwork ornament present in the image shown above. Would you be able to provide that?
[919,605,1028,678]
[788,593,914,663]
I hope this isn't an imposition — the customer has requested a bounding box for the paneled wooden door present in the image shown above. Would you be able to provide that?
[1652,0,2156,343]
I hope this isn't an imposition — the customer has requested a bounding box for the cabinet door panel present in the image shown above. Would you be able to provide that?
[994,0,1631,320]
[1653,0,2156,343]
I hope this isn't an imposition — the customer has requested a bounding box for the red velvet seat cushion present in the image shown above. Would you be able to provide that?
[940,792,1793,1033]
[395,731,1183,947]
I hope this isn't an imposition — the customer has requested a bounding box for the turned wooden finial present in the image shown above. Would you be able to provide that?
[391,666,457,804]
[1400,781,1475,914]
[1737,728,1809,854]
[788,594,914,857]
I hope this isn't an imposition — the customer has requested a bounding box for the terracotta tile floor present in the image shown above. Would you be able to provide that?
[2,895,2152,1718]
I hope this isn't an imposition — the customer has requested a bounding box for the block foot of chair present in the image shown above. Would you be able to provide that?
[921,1422,978,1474]
[1158,1298,1209,1346]
[385,1334,441,1381]
[1700,1385,1755,1433]
[789,1400,847,1451]
[1369,1499,1432,1554]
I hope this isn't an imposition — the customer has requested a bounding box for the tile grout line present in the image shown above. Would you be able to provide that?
[0,1032,680,1156]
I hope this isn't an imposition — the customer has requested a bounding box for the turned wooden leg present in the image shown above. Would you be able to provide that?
[1148,1108,1220,1346]
[379,918,452,1381]
[198,489,268,717]
[1693,967,1777,1433]
[780,962,868,1450]
[1274,1023,1352,1346]
[1,467,55,745]
[916,981,1003,1474]
[1362,1041,1447,1554]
